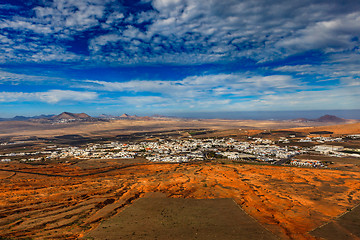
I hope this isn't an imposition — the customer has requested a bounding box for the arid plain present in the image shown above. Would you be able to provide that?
[1,118,360,240]
[0,117,351,138]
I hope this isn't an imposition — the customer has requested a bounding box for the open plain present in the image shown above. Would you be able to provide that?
[0,117,353,139]
[1,119,360,240]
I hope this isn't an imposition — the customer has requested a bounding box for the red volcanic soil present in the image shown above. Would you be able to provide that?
[1,162,360,239]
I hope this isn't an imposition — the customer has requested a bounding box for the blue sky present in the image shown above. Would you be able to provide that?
[0,0,359,117]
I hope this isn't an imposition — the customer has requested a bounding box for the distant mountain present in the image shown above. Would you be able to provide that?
[76,113,92,119]
[52,112,91,120]
[12,116,31,121]
[0,112,169,122]
[0,114,55,121]
[0,112,351,123]
[120,113,130,118]
[316,114,347,122]
[99,113,152,120]
[292,114,347,123]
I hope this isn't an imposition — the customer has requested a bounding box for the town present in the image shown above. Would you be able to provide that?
[1,134,359,168]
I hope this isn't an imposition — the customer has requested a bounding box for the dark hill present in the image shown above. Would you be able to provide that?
[292,115,348,123]
[316,114,347,122]
[12,116,31,121]
[52,112,91,120]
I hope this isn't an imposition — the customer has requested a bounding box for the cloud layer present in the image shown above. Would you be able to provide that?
[0,90,98,103]
[0,0,359,64]
[0,0,359,116]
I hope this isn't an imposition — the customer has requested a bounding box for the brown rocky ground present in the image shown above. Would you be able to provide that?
[1,161,360,240]
[310,202,360,240]
[85,195,278,240]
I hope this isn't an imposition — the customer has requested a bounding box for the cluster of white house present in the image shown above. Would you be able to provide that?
[0,151,52,157]
[313,145,360,158]
[0,138,303,164]
[298,136,343,143]
[139,138,302,163]
[290,159,324,167]
[1,135,359,167]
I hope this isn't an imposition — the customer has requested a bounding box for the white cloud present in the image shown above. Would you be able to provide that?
[233,86,360,111]
[0,70,54,83]
[0,90,98,103]
[121,96,168,108]
[80,72,359,111]
[86,74,300,98]
[273,53,360,82]
[38,90,98,103]
[33,0,109,32]
[0,4,19,10]
[0,0,359,65]
[339,77,360,87]
[0,20,53,34]
[85,0,360,64]
[274,65,312,73]
[277,12,360,52]
[119,95,231,110]
[89,34,123,52]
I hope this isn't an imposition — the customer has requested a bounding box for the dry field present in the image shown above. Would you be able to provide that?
[310,202,360,239]
[1,161,360,240]
[0,118,350,139]
[282,122,360,136]
[84,194,278,240]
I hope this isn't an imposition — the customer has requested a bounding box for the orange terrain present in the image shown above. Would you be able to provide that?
[1,162,360,239]
[283,122,360,136]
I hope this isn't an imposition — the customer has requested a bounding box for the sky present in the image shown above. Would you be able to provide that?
[0,0,359,117]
